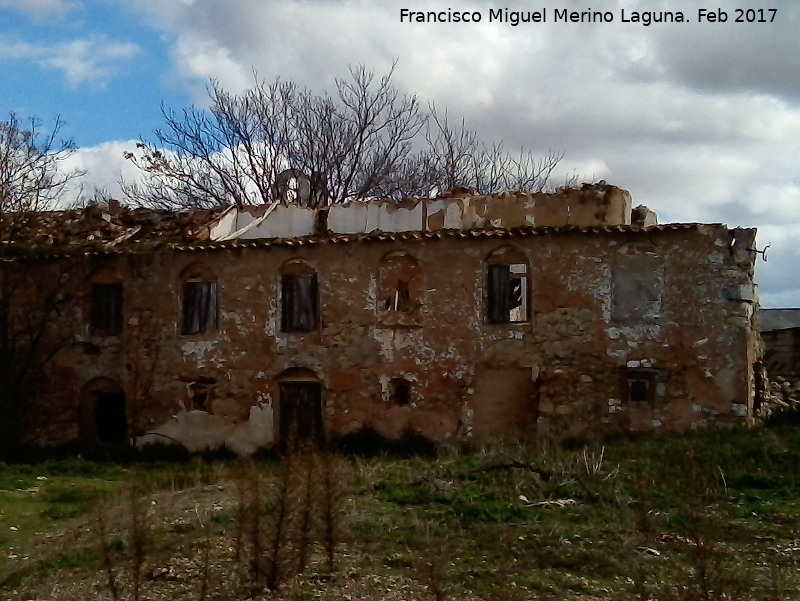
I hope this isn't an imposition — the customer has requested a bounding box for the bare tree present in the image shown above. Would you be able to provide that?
[123,65,565,209]
[124,65,426,209]
[408,105,565,196]
[0,112,81,215]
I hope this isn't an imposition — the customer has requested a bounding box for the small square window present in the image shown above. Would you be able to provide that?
[622,368,657,402]
[389,378,411,406]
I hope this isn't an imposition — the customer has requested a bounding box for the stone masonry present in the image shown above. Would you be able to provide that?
[0,183,762,452]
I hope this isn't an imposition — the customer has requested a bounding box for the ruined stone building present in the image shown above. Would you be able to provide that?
[760,309,800,380]
[0,184,762,453]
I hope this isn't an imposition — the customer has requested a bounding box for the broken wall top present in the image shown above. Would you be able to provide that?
[211,182,638,240]
[2,183,661,256]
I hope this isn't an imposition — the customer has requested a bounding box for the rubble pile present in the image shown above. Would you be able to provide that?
[758,375,800,418]
[0,201,224,252]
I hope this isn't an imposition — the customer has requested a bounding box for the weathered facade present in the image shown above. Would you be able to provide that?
[0,184,762,452]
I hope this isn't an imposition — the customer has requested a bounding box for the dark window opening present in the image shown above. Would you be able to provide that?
[279,381,324,447]
[281,274,319,332]
[390,378,411,406]
[182,280,218,335]
[384,279,413,312]
[95,391,127,444]
[629,380,650,401]
[377,253,423,327]
[487,263,528,323]
[188,380,215,410]
[623,368,657,402]
[90,284,123,336]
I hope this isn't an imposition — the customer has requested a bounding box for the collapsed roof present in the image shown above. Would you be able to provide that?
[1,183,662,256]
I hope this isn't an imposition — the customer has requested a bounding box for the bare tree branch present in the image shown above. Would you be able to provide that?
[122,65,566,209]
[0,112,82,214]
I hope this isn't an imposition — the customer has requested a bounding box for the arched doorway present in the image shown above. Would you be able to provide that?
[277,367,324,447]
[81,378,127,444]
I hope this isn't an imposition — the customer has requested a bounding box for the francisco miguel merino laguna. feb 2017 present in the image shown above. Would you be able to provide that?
[398,8,778,26]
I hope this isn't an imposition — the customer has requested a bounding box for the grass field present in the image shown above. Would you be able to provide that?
[1,418,800,600]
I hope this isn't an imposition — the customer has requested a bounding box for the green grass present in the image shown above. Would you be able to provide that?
[352,423,800,599]
[2,424,800,599]
[0,457,188,590]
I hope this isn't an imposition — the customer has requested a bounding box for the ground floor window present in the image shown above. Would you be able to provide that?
[389,378,412,406]
[622,368,658,402]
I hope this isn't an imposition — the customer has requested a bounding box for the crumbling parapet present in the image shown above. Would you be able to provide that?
[207,183,645,241]
[631,205,658,227]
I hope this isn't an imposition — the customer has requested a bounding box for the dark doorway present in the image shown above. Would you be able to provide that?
[94,391,127,443]
[279,382,323,447]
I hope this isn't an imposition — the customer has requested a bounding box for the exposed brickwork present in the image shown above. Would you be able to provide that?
[2,184,761,451]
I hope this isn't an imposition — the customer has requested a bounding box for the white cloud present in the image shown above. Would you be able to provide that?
[753,225,800,309]
[62,140,145,203]
[0,0,77,22]
[0,34,142,88]
[171,35,252,94]
[42,37,142,88]
[88,0,800,305]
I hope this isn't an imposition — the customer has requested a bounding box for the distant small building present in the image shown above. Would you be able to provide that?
[0,183,762,453]
[760,308,800,380]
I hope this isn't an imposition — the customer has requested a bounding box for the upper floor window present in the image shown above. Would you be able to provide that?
[386,279,412,312]
[611,243,663,325]
[378,252,423,326]
[281,260,319,332]
[88,267,123,336]
[486,247,530,324]
[181,264,218,335]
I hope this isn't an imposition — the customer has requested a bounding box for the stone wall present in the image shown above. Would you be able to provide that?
[19,221,758,451]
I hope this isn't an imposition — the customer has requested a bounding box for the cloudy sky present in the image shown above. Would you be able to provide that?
[2,0,798,306]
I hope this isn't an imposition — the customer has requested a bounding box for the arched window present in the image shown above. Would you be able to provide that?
[81,377,127,444]
[181,263,218,335]
[485,247,530,324]
[277,367,324,446]
[88,266,123,336]
[611,242,663,324]
[378,252,423,326]
[280,260,319,332]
